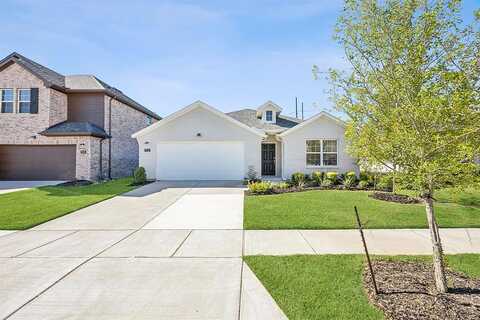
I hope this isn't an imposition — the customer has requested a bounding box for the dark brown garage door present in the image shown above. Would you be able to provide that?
[0,145,76,180]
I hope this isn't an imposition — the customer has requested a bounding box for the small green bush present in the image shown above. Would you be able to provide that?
[358,180,369,189]
[133,167,147,185]
[343,175,356,189]
[359,171,369,181]
[377,175,393,191]
[248,181,273,194]
[291,172,306,188]
[345,171,357,179]
[360,171,376,185]
[274,182,289,190]
[321,179,333,188]
[326,172,338,184]
[312,171,324,186]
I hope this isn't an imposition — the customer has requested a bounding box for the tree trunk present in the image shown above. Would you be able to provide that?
[424,196,448,293]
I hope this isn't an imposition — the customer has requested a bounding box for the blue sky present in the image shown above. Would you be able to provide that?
[1,0,478,118]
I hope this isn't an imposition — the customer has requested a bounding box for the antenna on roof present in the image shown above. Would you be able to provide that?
[295,97,298,118]
[301,102,304,120]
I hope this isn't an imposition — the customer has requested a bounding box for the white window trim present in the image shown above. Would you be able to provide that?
[305,139,339,168]
[18,88,31,113]
[1,88,15,113]
[263,110,276,123]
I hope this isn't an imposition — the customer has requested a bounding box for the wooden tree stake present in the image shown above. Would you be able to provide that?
[354,206,379,295]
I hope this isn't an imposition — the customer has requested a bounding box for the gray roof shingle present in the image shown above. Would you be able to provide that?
[0,52,66,88]
[40,121,110,138]
[227,108,302,131]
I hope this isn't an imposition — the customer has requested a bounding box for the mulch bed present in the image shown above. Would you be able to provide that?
[245,185,373,196]
[369,192,421,204]
[364,260,480,319]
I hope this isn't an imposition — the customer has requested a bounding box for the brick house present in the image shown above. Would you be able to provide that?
[0,52,160,181]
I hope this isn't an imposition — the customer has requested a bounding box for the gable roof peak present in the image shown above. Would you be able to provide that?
[278,110,346,137]
[256,100,283,117]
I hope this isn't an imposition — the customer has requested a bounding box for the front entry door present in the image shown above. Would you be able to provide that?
[261,144,276,176]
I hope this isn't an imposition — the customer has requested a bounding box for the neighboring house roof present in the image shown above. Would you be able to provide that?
[227,108,302,132]
[0,52,65,88]
[40,121,110,138]
[67,75,160,119]
[278,111,346,137]
[0,52,160,120]
[133,101,266,138]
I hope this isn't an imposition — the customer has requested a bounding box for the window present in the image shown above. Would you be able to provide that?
[322,140,338,166]
[146,116,153,125]
[306,140,321,166]
[18,89,31,113]
[1,89,14,113]
[265,110,273,122]
[306,139,338,166]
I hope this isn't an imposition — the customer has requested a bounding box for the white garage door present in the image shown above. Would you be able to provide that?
[156,142,245,180]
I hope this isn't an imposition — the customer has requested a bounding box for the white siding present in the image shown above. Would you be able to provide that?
[137,107,262,180]
[281,117,358,179]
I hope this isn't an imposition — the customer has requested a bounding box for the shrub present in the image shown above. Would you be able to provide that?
[360,171,375,186]
[343,175,357,189]
[321,178,333,188]
[326,172,338,184]
[248,181,273,194]
[345,171,357,179]
[377,175,393,191]
[291,172,306,188]
[359,171,369,181]
[312,171,324,186]
[358,180,370,189]
[274,182,289,190]
[133,167,147,185]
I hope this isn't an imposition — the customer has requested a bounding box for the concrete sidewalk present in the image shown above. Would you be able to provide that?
[244,228,480,256]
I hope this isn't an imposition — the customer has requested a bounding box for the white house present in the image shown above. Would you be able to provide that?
[132,100,358,180]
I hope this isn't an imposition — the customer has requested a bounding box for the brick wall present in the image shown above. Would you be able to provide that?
[0,63,63,143]
[102,95,157,178]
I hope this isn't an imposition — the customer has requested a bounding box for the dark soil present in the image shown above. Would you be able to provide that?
[57,180,93,187]
[364,260,480,320]
[369,192,421,204]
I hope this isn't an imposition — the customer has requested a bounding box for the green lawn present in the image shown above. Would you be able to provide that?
[244,254,480,320]
[0,178,136,230]
[244,190,480,229]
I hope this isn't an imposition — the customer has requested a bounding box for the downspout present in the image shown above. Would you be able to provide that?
[108,95,115,179]
[99,137,105,180]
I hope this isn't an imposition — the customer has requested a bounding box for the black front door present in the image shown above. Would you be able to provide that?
[261,144,276,176]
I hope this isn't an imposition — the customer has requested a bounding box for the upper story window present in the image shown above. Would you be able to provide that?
[306,139,338,167]
[265,110,273,122]
[18,89,31,113]
[147,116,153,125]
[1,89,14,113]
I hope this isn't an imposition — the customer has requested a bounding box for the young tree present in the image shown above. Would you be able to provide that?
[328,0,480,293]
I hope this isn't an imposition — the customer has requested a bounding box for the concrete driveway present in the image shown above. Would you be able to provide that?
[0,181,286,320]
[0,181,64,195]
